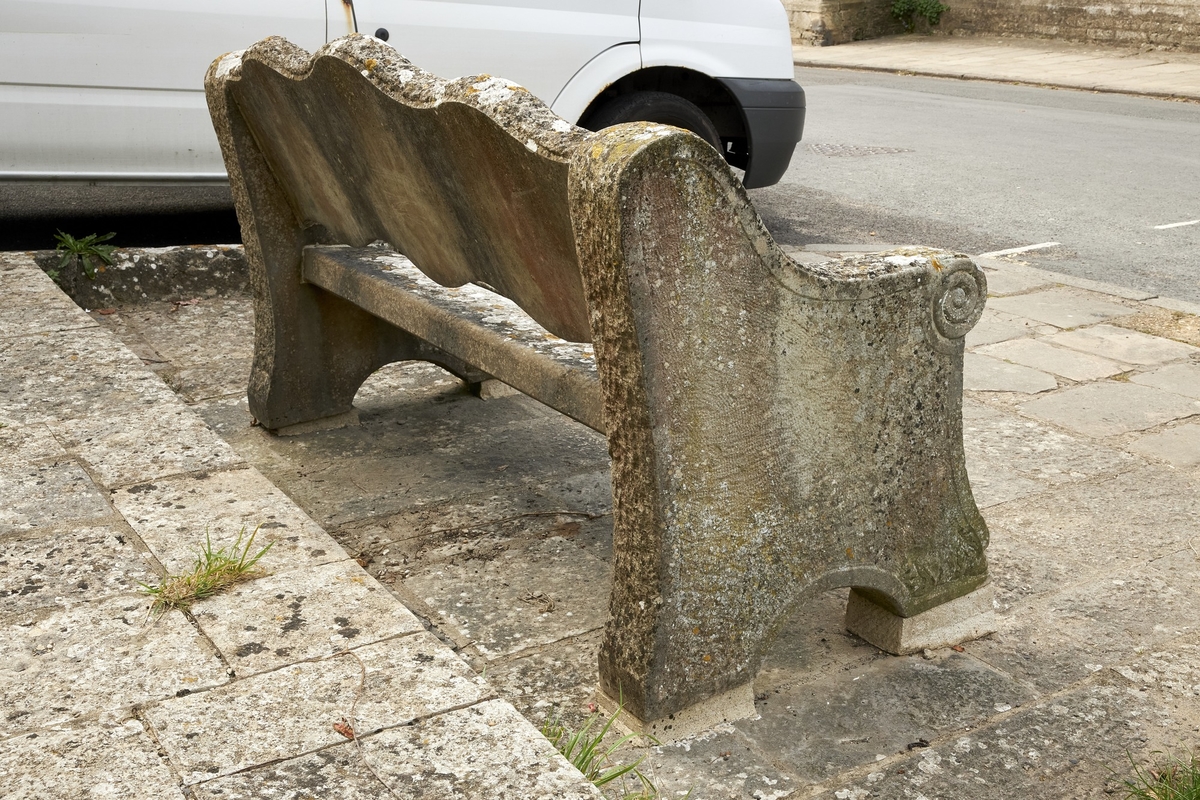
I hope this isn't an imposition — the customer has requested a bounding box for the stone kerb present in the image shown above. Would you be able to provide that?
[207,34,995,734]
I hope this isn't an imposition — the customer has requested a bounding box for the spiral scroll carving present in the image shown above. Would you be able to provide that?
[931,257,987,342]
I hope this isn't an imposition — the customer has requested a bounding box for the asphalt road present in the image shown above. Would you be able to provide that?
[749,66,1200,303]
[0,183,241,249]
[3,67,1198,302]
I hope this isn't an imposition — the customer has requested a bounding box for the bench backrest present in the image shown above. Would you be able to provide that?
[211,35,593,342]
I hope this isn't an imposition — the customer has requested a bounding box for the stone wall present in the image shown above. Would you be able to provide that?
[784,0,906,46]
[787,0,1200,51]
[939,0,1200,51]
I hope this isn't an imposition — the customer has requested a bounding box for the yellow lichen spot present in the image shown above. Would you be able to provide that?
[702,654,712,662]
[692,627,700,635]
[846,547,854,560]
[364,58,377,73]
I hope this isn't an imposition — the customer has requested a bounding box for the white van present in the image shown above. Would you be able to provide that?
[0,0,804,189]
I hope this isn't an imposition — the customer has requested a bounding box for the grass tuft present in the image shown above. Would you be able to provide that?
[541,706,672,799]
[140,525,273,615]
[1123,749,1200,800]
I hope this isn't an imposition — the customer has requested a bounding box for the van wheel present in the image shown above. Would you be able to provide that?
[582,91,722,151]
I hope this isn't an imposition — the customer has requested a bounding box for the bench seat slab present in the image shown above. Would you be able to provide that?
[302,245,603,432]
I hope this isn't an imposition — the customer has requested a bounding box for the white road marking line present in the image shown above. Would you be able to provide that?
[978,242,1061,258]
[1153,219,1200,230]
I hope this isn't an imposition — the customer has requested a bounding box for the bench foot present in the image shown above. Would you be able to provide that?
[845,583,996,655]
[270,408,360,437]
[595,681,756,743]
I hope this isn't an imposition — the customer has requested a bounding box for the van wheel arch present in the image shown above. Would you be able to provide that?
[576,67,749,170]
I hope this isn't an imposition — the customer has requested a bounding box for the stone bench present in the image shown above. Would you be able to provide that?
[206,34,995,737]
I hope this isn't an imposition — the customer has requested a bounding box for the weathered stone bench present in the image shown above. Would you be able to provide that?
[206,34,994,737]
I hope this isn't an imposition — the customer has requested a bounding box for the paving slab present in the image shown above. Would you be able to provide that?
[736,652,1035,784]
[48,402,245,488]
[1146,296,1200,319]
[973,568,1200,699]
[109,297,254,367]
[189,699,604,800]
[0,593,229,731]
[143,633,492,786]
[755,588,885,693]
[1019,381,1200,437]
[976,338,1127,382]
[0,254,99,338]
[962,614,1105,697]
[1048,324,1200,366]
[964,352,1058,393]
[965,307,1057,348]
[0,720,187,800]
[334,473,613,562]
[0,421,67,468]
[0,458,113,535]
[987,287,1134,329]
[0,524,156,619]
[484,631,604,731]
[406,536,611,660]
[820,674,1160,800]
[643,724,799,800]
[219,399,607,530]
[187,558,426,677]
[0,329,173,426]
[98,299,254,402]
[1127,421,1200,469]
[110,465,349,577]
[1050,571,1198,653]
[978,266,1056,297]
[1130,361,1200,399]
[961,401,1136,509]
[982,465,1200,599]
[1110,634,1200,735]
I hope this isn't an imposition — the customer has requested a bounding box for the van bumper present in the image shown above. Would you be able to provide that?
[718,78,806,189]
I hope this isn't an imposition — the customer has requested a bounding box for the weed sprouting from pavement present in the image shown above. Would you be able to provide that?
[140,525,273,615]
[541,706,677,799]
[52,230,117,280]
[1122,749,1200,800]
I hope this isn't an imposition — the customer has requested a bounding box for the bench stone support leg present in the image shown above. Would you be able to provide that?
[208,76,487,432]
[571,132,992,737]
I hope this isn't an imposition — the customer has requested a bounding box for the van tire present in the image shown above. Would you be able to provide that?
[582,91,722,151]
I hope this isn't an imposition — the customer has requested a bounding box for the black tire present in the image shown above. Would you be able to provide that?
[582,91,722,152]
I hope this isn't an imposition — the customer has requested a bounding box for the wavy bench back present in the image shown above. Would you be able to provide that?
[209,35,593,342]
